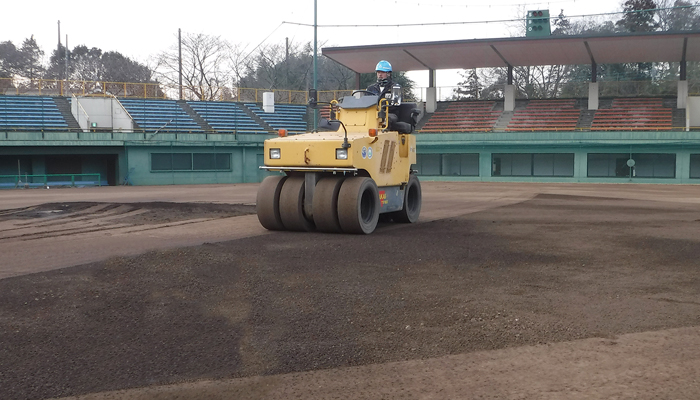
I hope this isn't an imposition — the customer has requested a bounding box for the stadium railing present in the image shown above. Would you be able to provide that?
[0,173,103,189]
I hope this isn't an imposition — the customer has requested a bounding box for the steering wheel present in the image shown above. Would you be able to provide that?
[351,90,376,96]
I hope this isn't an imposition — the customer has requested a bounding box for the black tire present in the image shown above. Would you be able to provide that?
[393,174,422,223]
[337,177,380,234]
[279,176,315,232]
[256,175,287,231]
[312,176,345,233]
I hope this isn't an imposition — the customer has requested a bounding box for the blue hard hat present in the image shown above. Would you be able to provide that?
[376,60,392,72]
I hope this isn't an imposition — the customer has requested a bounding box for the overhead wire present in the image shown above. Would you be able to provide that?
[282,5,699,29]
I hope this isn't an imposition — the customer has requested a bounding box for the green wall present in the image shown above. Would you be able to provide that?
[415,132,700,184]
[3,129,700,186]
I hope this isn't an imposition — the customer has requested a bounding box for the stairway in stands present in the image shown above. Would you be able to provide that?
[53,97,81,131]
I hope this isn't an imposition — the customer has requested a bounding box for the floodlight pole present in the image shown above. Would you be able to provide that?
[313,0,318,130]
[178,28,183,101]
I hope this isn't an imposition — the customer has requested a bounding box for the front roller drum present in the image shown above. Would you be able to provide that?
[337,177,380,234]
[279,176,315,232]
[256,175,287,231]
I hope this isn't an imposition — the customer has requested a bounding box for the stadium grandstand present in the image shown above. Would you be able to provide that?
[3,30,700,187]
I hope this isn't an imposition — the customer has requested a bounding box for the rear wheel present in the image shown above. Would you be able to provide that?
[338,177,380,234]
[312,176,345,233]
[256,175,287,231]
[393,174,422,223]
[279,176,315,232]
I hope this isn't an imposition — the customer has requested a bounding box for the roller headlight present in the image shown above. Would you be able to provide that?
[269,148,281,159]
[336,148,348,160]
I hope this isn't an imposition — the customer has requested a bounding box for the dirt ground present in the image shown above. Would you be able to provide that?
[0,182,699,400]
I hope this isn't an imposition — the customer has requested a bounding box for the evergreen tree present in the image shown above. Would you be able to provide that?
[18,36,44,80]
[551,9,572,35]
[453,69,481,100]
[616,0,661,32]
[0,41,21,79]
[0,37,44,80]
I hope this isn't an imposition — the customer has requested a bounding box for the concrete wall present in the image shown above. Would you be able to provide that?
[3,129,700,186]
[123,143,266,186]
[71,97,134,132]
[416,132,700,184]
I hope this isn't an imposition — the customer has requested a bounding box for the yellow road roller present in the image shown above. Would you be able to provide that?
[256,89,422,234]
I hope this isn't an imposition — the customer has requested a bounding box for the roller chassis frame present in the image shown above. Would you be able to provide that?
[256,92,422,234]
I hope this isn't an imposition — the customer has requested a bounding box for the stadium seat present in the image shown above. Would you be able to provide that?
[0,96,69,131]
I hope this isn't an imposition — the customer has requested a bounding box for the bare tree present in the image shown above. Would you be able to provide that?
[155,32,231,100]
[322,57,356,91]
[656,0,700,31]
[226,42,253,91]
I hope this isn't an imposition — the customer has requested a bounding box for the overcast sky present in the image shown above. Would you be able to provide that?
[2,0,623,87]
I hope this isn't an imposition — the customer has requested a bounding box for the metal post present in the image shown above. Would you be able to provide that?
[57,21,61,80]
[313,0,318,130]
[179,29,183,100]
[65,35,69,83]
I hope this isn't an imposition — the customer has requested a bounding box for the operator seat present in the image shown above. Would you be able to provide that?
[392,102,421,134]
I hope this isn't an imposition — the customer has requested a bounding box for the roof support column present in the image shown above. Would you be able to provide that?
[355,72,361,90]
[589,60,599,110]
[681,60,687,81]
[679,38,688,109]
[426,69,437,113]
[588,82,599,110]
[504,65,514,112]
[586,42,599,111]
[678,80,688,109]
[507,65,513,85]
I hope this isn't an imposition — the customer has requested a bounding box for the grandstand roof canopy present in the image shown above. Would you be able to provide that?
[322,31,700,73]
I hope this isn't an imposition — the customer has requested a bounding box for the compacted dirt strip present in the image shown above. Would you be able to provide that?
[0,183,699,399]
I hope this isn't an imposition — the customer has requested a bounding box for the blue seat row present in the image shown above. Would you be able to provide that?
[245,103,308,133]
[1,96,310,133]
[0,95,69,130]
[187,101,267,134]
[119,99,203,133]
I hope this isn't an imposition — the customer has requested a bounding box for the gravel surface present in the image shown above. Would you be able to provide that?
[1,191,699,399]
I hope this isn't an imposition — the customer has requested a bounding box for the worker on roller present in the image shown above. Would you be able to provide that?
[367,60,402,129]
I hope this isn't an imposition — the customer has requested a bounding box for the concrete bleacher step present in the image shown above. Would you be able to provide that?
[53,97,81,131]
[578,110,596,130]
[177,100,213,132]
[239,104,274,133]
[493,111,513,132]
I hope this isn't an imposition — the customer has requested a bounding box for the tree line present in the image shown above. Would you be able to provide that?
[0,33,415,101]
[2,0,700,101]
[455,0,700,100]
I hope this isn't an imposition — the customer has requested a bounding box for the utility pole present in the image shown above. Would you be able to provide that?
[57,21,61,79]
[65,34,69,82]
[178,29,183,100]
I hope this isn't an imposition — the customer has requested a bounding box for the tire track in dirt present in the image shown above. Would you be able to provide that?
[0,202,256,243]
